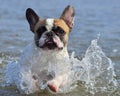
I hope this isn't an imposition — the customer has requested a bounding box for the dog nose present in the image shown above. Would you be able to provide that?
[46,31,55,37]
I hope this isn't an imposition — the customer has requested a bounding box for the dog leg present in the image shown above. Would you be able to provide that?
[48,74,68,92]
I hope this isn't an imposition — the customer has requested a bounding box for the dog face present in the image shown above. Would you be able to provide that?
[26,5,75,50]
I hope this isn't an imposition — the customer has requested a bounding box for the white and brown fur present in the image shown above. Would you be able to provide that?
[5,5,75,94]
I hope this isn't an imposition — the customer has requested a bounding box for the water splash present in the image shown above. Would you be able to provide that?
[4,39,118,94]
[70,39,118,94]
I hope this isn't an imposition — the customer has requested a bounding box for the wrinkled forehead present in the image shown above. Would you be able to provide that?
[35,18,70,34]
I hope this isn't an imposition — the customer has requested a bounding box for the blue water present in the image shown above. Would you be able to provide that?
[0,0,120,95]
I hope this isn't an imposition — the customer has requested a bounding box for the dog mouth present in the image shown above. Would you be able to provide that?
[40,38,63,50]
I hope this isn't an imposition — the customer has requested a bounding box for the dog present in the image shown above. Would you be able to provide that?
[5,5,75,94]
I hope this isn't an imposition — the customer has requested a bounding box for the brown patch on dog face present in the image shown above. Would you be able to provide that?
[54,19,70,34]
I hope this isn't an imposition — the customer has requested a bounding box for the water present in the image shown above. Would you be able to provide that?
[71,39,118,94]
[0,0,120,96]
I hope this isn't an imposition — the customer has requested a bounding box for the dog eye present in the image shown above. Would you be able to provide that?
[37,26,46,33]
[52,26,65,36]
[36,26,47,39]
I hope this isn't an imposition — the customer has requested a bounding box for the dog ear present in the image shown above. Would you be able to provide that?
[60,5,75,29]
[26,8,39,32]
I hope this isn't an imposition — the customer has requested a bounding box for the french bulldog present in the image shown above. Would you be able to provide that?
[5,5,75,94]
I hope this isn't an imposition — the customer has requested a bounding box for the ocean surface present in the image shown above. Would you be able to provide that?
[0,0,120,96]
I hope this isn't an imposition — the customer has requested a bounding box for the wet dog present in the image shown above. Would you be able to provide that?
[5,5,75,94]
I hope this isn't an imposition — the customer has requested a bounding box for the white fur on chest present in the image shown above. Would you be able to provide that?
[19,43,69,74]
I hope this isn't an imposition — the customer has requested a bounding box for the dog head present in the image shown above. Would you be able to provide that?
[26,5,75,51]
